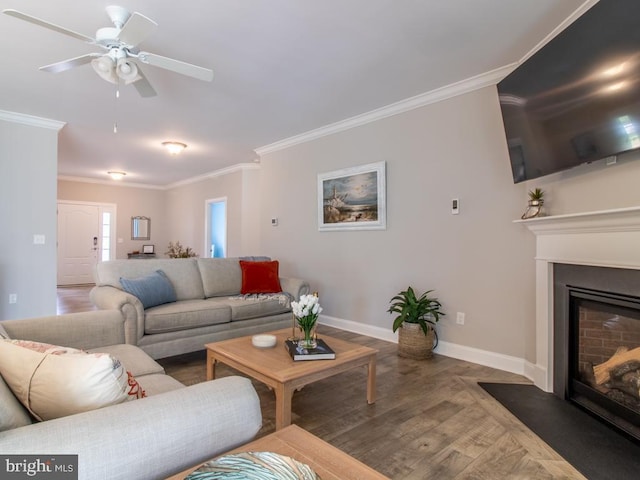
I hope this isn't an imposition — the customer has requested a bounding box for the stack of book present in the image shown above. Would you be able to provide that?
[284,338,336,361]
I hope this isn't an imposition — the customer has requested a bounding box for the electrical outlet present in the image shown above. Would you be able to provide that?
[456,312,465,325]
[9,294,17,304]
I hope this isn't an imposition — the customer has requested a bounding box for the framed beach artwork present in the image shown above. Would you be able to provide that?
[317,161,386,231]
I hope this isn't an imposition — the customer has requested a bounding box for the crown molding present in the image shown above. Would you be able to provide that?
[255,63,516,156]
[59,163,261,190]
[58,175,166,190]
[0,110,66,131]
[165,162,261,189]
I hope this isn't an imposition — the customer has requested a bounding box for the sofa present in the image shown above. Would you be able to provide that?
[90,257,310,359]
[0,310,263,480]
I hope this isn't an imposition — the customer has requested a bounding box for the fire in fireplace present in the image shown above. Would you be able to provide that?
[568,287,640,440]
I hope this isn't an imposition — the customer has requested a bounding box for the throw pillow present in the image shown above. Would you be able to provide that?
[239,260,282,294]
[0,339,145,421]
[119,269,177,309]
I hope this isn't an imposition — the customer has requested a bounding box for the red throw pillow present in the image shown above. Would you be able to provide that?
[239,260,282,294]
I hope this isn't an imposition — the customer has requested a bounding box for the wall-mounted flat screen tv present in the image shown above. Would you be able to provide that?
[498,0,640,183]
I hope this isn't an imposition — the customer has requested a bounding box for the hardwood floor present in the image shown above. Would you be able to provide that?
[57,286,585,479]
[56,284,97,314]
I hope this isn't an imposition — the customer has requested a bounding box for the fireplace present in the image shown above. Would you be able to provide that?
[518,207,640,438]
[554,263,640,439]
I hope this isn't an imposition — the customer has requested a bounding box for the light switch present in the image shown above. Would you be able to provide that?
[33,234,45,244]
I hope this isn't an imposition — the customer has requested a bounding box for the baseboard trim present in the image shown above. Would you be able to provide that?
[319,314,534,381]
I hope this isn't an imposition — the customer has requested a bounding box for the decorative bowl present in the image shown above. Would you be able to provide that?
[252,334,277,348]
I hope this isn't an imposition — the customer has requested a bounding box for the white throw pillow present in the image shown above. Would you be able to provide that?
[0,340,145,421]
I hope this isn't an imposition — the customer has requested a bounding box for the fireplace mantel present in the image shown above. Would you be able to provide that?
[516,206,640,392]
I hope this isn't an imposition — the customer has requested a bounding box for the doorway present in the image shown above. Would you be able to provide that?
[205,197,227,258]
[57,201,116,285]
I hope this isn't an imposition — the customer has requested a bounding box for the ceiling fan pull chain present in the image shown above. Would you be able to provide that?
[113,81,120,133]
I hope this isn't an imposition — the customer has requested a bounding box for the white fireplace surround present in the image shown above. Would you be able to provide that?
[518,206,640,392]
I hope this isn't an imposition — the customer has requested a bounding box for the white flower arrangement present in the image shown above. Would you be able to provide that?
[291,294,322,329]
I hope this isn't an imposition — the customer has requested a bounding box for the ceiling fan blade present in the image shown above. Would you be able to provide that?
[3,9,94,44]
[39,53,101,73]
[132,67,157,98]
[137,51,214,82]
[118,12,157,47]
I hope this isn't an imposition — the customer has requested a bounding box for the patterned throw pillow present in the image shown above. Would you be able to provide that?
[0,339,145,421]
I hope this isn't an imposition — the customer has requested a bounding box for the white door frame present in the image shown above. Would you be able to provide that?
[204,197,227,258]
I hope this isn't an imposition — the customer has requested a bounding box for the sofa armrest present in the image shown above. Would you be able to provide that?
[0,376,262,480]
[0,310,126,349]
[90,285,144,345]
[279,277,311,301]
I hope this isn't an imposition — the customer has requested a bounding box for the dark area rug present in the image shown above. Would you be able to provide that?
[479,382,640,480]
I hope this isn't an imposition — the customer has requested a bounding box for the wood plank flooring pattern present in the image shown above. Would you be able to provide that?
[58,287,585,479]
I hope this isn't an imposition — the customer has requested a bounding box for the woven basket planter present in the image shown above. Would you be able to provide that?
[397,322,435,359]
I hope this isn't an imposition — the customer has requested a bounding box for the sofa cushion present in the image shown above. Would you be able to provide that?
[239,260,282,294]
[95,258,205,301]
[120,269,177,309]
[0,323,9,339]
[136,373,184,396]
[197,257,244,297]
[144,299,232,334]
[0,375,32,432]
[0,340,140,421]
[228,295,291,321]
[87,344,165,377]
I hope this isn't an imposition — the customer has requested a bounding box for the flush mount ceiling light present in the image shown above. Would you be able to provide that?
[162,141,187,155]
[107,171,126,180]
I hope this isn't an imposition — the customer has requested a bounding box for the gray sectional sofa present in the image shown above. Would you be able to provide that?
[0,310,262,480]
[90,257,310,359]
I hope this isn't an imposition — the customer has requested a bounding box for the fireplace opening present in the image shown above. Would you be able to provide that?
[569,287,640,440]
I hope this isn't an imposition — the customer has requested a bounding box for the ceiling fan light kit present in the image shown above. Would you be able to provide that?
[3,5,214,98]
[162,141,187,155]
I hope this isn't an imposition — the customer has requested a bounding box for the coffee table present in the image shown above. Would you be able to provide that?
[165,424,389,479]
[205,328,377,430]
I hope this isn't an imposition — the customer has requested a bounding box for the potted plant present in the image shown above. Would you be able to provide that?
[521,188,545,219]
[165,241,198,258]
[528,188,544,207]
[387,286,444,359]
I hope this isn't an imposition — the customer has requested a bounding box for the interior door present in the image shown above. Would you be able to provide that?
[57,203,100,285]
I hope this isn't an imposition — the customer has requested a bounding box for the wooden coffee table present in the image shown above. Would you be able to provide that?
[166,424,389,479]
[205,328,377,430]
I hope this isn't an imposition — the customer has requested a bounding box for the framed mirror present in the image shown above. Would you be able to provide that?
[131,216,150,240]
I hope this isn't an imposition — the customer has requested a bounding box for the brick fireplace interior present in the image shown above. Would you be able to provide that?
[554,263,640,440]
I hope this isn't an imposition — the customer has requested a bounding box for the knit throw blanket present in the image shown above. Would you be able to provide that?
[228,292,292,308]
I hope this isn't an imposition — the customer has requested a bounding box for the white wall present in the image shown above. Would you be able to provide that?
[259,86,538,361]
[1,115,60,319]
[525,148,640,215]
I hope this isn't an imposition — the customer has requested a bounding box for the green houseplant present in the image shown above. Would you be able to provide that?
[388,286,444,359]
[528,188,544,206]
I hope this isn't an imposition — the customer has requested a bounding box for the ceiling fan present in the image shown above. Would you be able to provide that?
[3,5,214,97]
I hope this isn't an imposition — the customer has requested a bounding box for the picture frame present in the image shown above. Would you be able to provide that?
[318,161,386,231]
[142,244,155,254]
